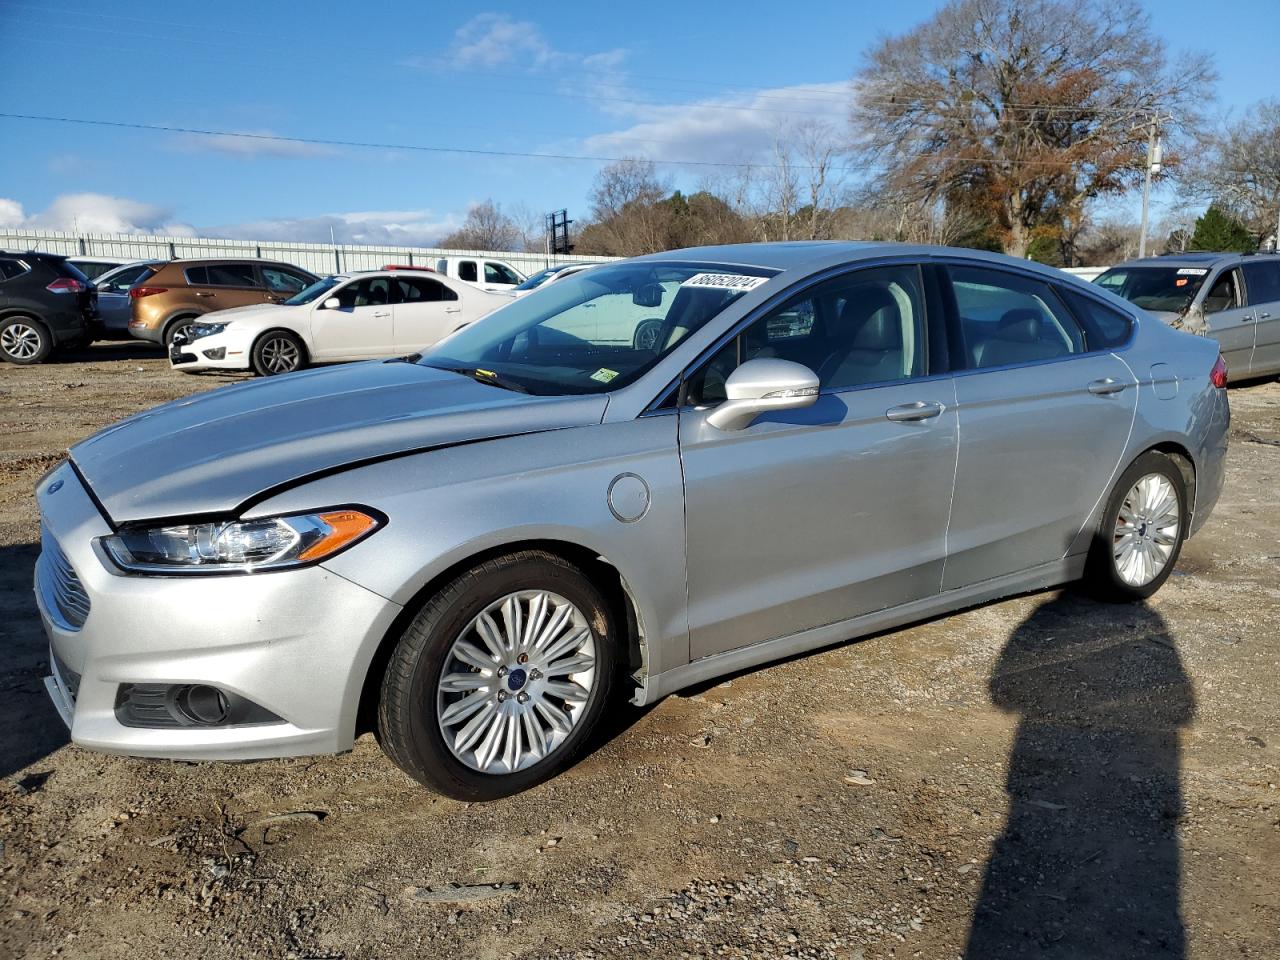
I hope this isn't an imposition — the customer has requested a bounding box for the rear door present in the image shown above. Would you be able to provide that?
[940,263,1138,589]
[309,275,395,359]
[1242,260,1280,376]
[390,275,463,350]
[1200,267,1255,374]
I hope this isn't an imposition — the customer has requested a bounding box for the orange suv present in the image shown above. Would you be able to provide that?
[128,259,319,346]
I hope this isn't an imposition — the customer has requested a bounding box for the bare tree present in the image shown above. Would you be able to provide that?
[437,200,521,251]
[579,158,674,256]
[1182,99,1280,248]
[851,0,1215,257]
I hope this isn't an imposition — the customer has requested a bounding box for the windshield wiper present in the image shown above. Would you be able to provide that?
[431,364,530,394]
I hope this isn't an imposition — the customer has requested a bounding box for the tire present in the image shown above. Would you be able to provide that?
[377,550,618,800]
[164,316,198,348]
[1084,451,1188,602]
[633,318,663,352]
[0,315,54,364]
[251,329,307,376]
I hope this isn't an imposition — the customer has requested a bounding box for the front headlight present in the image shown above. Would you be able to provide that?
[101,509,382,575]
[188,321,229,340]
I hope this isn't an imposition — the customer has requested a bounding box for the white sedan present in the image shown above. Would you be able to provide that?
[170,268,513,375]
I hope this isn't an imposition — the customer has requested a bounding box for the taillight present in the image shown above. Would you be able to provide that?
[1210,355,1228,389]
[129,286,168,300]
[46,277,87,294]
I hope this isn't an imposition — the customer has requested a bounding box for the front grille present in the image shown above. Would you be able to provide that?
[37,525,90,631]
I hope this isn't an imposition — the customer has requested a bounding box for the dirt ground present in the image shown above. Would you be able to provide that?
[1,343,1278,960]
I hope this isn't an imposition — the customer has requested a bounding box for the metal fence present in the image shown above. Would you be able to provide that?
[0,229,615,277]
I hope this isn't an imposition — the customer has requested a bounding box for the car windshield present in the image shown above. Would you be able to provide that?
[513,267,560,292]
[1094,266,1210,314]
[418,260,777,395]
[285,275,344,306]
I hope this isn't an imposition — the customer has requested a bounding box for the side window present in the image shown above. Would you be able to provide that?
[335,277,393,308]
[458,260,478,283]
[1202,269,1239,313]
[484,262,520,285]
[261,267,310,295]
[684,265,927,405]
[395,277,456,303]
[204,263,259,287]
[0,259,28,281]
[184,266,208,285]
[1243,262,1280,305]
[1057,287,1134,350]
[949,266,1084,369]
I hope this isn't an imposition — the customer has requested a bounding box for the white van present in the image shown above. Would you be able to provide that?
[430,256,525,292]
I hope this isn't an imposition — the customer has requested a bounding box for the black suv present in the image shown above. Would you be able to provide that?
[0,251,99,364]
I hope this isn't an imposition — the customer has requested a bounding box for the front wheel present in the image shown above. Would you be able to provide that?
[251,329,307,376]
[1084,451,1187,602]
[377,550,617,800]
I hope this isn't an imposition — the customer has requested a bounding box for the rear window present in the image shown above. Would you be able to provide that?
[185,263,259,287]
[1057,287,1134,349]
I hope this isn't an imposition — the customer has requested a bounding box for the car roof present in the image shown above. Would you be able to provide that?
[1109,251,1280,270]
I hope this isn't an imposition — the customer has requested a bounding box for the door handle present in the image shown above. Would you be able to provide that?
[1258,311,1271,319]
[445,306,462,314]
[195,292,215,298]
[1087,378,1128,395]
[885,401,945,422]
[373,311,390,318]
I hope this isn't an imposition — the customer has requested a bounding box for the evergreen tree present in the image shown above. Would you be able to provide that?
[1188,206,1255,253]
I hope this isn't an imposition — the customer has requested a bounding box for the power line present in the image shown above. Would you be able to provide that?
[0,112,1153,171]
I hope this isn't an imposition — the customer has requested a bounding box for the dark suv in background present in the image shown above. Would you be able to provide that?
[0,251,98,364]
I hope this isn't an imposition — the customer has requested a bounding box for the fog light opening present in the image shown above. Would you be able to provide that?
[174,684,230,725]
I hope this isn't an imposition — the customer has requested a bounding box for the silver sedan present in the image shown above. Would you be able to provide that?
[36,243,1230,799]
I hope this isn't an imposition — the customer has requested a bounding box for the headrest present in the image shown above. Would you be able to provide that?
[997,308,1043,342]
[841,287,902,351]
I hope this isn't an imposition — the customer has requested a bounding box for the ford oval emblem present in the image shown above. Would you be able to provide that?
[47,479,64,494]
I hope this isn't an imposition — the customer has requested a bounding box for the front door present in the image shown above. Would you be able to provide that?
[1201,267,1255,375]
[679,263,958,660]
[1243,260,1280,376]
[309,275,395,360]
[939,263,1139,589]
[390,274,464,351]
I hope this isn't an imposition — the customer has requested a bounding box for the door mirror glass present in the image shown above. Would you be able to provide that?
[705,358,819,431]
[323,296,341,310]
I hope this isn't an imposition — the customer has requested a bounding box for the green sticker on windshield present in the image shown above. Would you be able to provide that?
[590,368,619,384]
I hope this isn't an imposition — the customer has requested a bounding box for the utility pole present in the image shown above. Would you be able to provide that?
[1137,116,1164,259]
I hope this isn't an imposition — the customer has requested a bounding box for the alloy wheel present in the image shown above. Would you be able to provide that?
[1112,473,1181,587]
[436,590,597,775]
[1,322,42,360]
[260,336,300,373]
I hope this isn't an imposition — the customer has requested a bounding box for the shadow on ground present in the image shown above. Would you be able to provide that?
[966,593,1193,958]
[0,543,69,781]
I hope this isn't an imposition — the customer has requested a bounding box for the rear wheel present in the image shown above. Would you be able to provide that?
[377,550,617,800]
[1084,451,1187,601]
[251,329,306,376]
[0,316,53,364]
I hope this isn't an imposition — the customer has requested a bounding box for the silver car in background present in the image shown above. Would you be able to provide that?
[1095,252,1280,379]
[37,243,1229,800]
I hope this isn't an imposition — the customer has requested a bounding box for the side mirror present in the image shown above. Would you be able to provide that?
[705,358,819,431]
[632,282,664,308]
[323,296,341,310]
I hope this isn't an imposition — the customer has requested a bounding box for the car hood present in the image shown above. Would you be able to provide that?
[206,303,299,325]
[69,361,608,523]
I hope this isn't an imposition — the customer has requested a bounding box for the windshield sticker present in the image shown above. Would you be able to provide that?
[590,368,619,384]
[680,273,768,292]
[1176,268,1209,275]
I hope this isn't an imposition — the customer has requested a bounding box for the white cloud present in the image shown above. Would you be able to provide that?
[413,12,627,80]
[582,82,852,166]
[0,192,196,235]
[206,209,465,247]
[169,129,335,158]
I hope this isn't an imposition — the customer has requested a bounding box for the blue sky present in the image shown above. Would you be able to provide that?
[0,0,1275,245]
